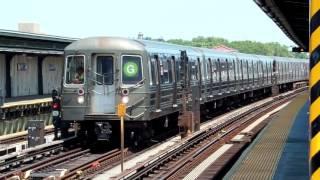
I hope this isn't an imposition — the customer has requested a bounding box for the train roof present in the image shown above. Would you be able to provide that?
[65,36,145,52]
[138,39,202,57]
[65,36,308,63]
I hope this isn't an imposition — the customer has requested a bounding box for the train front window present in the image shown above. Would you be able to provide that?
[96,56,113,85]
[122,55,143,84]
[65,55,85,84]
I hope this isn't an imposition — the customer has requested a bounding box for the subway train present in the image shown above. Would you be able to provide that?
[60,37,308,144]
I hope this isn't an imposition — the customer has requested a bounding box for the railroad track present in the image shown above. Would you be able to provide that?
[0,136,77,180]
[0,128,54,145]
[113,88,305,180]
[29,148,129,180]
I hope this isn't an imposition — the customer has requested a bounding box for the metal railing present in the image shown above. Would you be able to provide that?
[89,71,114,95]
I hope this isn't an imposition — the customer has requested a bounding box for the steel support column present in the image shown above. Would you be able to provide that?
[5,54,12,98]
[309,1,320,179]
[38,56,44,95]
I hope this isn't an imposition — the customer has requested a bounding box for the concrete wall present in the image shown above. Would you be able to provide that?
[0,54,5,97]
[42,56,63,94]
[11,55,38,97]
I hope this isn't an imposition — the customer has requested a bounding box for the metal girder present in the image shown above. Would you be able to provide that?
[254,0,308,49]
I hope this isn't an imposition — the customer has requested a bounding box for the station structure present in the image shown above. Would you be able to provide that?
[0,30,75,98]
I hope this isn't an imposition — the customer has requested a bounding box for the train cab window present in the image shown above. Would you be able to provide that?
[122,55,143,85]
[65,55,85,84]
[96,56,113,85]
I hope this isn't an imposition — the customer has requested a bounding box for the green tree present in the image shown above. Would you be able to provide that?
[166,36,308,59]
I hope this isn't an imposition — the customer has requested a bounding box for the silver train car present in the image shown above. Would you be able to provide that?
[61,37,308,142]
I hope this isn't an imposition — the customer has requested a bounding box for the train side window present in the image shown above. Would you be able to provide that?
[247,60,252,79]
[228,59,234,81]
[122,55,143,85]
[167,59,173,83]
[196,58,204,80]
[160,58,173,84]
[242,60,247,80]
[171,56,176,83]
[220,59,227,82]
[258,61,263,79]
[175,57,180,82]
[264,61,268,78]
[96,56,114,85]
[0,149,5,156]
[149,57,157,85]
[207,58,211,80]
[8,147,16,154]
[190,61,198,81]
[211,59,217,82]
[235,59,239,81]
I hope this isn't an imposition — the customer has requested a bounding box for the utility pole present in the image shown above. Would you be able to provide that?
[117,103,126,172]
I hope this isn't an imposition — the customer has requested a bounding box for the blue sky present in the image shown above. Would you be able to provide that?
[1,0,295,46]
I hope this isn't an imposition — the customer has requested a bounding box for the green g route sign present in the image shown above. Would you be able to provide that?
[123,62,139,77]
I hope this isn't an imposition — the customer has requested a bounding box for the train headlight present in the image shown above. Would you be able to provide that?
[121,96,129,104]
[77,96,84,104]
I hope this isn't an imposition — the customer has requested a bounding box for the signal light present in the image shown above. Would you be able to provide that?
[52,103,59,109]
[292,47,305,52]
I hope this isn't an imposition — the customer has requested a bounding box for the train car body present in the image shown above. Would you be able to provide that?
[61,37,308,142]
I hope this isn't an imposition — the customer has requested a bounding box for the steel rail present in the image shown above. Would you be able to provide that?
[115,87,305,180]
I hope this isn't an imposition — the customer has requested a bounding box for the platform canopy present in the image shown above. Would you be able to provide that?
[0,29,77,54]
[254,0,308,50]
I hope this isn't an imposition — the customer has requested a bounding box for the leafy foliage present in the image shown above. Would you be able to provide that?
[166,36,308,59]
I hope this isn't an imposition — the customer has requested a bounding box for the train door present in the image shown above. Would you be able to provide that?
[91,55,115,113]
[197,58,202,99]
[207,58,213,97]
[240,59,244,89]
[251,60,255,87]
[171,56,178,107]
[217,59,222,93]
[226,59,230,92]
[266,62,269,84]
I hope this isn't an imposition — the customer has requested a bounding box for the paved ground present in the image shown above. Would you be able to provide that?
[273,101,309,180]
[224,92,308,180]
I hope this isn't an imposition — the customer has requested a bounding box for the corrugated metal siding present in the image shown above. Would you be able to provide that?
[11,55,38,97]
[0,54,5,97]
[42,56,63,94]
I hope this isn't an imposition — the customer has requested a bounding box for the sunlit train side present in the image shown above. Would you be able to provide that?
[61,37,308,144]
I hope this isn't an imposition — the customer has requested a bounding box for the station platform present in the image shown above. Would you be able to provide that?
[1,95,51,108]
[1,95,52,121]
[3,95,51,103]
[224,92,309,180]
